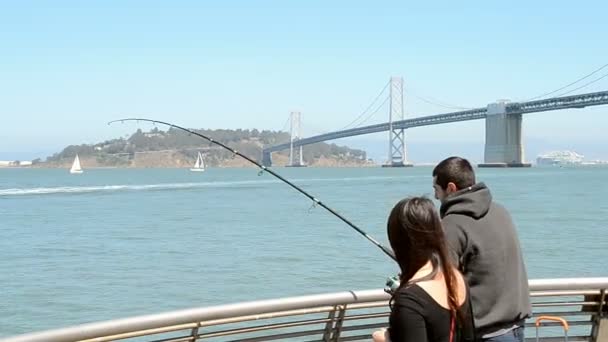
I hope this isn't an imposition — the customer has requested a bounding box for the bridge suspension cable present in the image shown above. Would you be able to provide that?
[552,72,608,98]
[337,80,390,130]
[406,88,472,110]
[409,93,472,110]
[349,95,389,128]
[525,62,608,101]
[279,114,291,133]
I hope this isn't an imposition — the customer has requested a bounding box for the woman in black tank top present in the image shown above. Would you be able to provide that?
[373,197,475,342]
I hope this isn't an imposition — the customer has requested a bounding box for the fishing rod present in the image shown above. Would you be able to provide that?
[108,118,397,262]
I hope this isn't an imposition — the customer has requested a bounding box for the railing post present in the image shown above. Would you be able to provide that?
[190,326,200,341]
[322,305,346,341]
[332,305,347,341]
[592,289,608,342]
[322,307,337,342]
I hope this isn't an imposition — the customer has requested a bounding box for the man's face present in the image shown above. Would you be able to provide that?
[433,176,460,203]
[433,176,448,202]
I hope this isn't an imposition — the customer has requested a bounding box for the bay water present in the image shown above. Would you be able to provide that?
[1,166,606,336]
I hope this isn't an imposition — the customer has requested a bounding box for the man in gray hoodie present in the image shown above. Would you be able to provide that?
[432,156,531,342]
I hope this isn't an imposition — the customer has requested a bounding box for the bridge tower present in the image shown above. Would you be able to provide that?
[383,76,413,167]
[262,150,272,167]
[287,111,306,167]
[479,101,531,167]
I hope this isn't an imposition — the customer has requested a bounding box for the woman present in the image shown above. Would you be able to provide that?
[373,197,474,342]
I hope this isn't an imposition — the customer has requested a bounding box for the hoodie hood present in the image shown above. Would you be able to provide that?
[440,182,492,219]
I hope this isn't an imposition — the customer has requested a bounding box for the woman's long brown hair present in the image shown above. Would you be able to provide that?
[387,197,463,323]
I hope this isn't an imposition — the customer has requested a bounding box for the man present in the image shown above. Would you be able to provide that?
[432,156,531,342]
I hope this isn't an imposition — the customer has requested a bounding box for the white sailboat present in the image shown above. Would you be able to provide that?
[69,154,83,174]
[190,152,205,172]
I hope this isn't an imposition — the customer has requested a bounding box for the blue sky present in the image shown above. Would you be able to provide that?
[1,0,607,160]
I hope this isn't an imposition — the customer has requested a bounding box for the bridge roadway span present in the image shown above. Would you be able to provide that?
[263,90,608,154]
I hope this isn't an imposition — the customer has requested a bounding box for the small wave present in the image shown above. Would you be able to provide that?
[296,175,423,183]
[0,180,277,196]
[0,174,422,197]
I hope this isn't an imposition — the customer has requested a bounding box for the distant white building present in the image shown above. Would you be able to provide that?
[0,160,33,167]
[536,151,584,165]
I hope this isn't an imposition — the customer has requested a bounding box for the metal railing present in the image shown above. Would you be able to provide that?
[2,278,607,342]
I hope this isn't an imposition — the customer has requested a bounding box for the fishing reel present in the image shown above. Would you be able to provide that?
[384,274,401,294]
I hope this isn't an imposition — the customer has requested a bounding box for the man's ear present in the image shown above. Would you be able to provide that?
[446,182,458,193]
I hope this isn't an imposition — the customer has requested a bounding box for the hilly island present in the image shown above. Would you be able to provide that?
[38,127,372,168]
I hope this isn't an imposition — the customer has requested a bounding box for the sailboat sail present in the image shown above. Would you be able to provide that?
[199,153,205,169]
[70,154,83,174]
[190,152,205,172]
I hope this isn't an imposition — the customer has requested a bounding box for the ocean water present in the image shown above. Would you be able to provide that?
[1,166,607,336]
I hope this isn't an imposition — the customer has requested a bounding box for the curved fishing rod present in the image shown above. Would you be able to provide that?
[108,118,396,261]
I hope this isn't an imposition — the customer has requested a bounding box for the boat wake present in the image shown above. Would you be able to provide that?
[0,175,422,197]
[0,181,273,196]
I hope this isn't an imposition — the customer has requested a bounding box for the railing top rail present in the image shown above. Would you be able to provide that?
[529,277,608,291]
[1,289,386,342]
[3,277,608,342]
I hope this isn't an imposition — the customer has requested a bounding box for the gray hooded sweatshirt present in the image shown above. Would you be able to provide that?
[440,182,531,336]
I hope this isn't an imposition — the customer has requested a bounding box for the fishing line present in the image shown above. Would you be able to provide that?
[108,118,396,261]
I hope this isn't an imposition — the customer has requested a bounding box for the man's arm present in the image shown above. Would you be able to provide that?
[442,216,467,268]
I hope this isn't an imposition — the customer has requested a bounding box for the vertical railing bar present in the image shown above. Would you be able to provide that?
[332,305,347,342]
[322,306,337,342]
[599,289,606,317]
[591,288,606,342]
[190,326,200,341]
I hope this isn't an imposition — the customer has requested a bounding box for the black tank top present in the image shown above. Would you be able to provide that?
[389,284,475,342]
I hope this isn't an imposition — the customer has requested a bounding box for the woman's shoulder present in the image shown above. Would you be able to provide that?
[396,283,427,296]
[406,271,468,310]
[394,284,434,309]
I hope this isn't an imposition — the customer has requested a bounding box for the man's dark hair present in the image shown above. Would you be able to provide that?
[432,156,476,190]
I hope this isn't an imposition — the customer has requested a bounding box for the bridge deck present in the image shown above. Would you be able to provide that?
[263,90,608,154]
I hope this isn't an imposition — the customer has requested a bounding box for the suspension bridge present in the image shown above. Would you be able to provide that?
[262,77,608,167]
